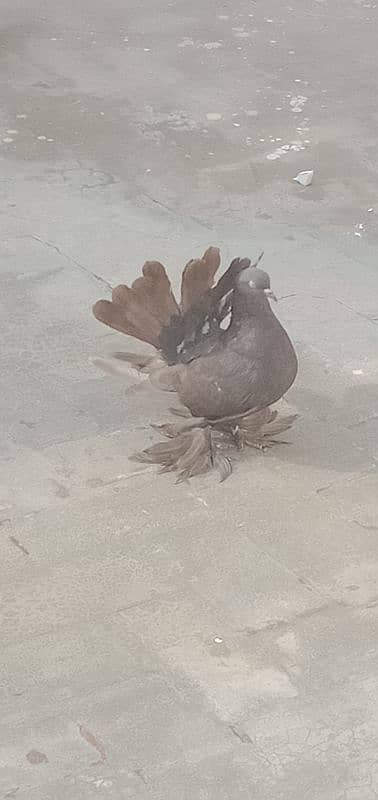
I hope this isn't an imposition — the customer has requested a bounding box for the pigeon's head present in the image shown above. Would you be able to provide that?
[237,255,277,302]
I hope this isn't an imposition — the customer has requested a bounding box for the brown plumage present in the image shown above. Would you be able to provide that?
[92,247,298,480]
[180,246,220,311]
[93,260,179,347]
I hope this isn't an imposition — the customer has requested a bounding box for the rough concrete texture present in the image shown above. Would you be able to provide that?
[1,0,378,797]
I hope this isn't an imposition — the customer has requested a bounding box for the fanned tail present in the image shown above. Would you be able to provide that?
[93,261,179,348]
[92,247,258,365]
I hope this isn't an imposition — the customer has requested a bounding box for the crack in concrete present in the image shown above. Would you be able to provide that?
[352,519,378,532]
[9,536,30,556]
[348,414,378,429]
[23,234,113,290]
[141,190,214,230]
[280,292,378,327]
[240,599,336,638]
[240,592,378,639]
[334,298,378,326]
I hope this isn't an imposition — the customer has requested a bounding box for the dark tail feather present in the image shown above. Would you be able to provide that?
[211,257,251,304]
[160,256,253,362]
[180,246,220,312]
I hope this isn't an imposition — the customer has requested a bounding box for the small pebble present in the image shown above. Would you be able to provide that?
[37,135,47,140]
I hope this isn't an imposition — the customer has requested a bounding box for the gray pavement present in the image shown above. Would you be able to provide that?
[1,0,378,797]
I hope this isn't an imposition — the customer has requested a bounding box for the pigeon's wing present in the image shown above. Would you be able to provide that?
[160,257,252,365]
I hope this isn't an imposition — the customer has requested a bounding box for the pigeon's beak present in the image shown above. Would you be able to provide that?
[264,288,278,302]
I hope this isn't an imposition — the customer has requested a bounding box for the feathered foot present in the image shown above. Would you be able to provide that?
[212,407,299,451]
[133,406,297,483]
[134,426,232,483]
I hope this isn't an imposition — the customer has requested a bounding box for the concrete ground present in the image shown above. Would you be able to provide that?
[1,0,378,797]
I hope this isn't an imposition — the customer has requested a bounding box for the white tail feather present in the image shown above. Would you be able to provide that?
[90,357,149,383]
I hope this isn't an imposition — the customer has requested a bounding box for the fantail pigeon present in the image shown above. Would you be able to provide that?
[92,248,298,480]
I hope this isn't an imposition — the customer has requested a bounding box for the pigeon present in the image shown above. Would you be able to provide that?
[92,247,298,481]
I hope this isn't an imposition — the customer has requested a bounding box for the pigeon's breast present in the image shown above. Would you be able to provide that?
[178,315,297,419]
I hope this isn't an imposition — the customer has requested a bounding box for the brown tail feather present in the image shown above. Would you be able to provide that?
[144,261,180,320]
[93,247,221,352]
[112,284,132,305]
[131,261,180,324]
[180,246,220,312]
[92,299,161,347]
[112,263,178,319]
[94,261,180,348]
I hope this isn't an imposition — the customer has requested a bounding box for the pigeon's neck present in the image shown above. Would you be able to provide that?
[232,289,273,320]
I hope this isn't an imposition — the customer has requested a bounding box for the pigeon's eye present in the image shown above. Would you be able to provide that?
[248,280,256,288]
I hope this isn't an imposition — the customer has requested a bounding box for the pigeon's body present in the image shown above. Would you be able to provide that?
[174,290,298,419]
[93,248,298,480]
